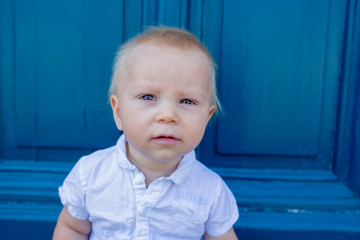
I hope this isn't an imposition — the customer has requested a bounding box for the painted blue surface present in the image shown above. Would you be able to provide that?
[219,0,328,156]
[1,0,360,239]
[342,0,360,195]
[204,0,347,170]
[14,0,121,150]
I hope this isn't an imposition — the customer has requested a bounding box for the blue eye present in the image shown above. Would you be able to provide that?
[181,99,195,105]
[141,95,156,101]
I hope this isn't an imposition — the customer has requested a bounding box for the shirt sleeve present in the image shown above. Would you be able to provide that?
[205,178,239,237]
[58,157,89,220]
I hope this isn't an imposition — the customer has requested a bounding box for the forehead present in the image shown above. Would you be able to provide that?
[122,43,212,81]
[118,43,213,96]
[127,42,211,67]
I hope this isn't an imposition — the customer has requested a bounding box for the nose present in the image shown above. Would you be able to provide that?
[155,103,178,124]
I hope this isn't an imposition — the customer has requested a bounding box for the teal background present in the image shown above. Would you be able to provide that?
[1,0,360,239]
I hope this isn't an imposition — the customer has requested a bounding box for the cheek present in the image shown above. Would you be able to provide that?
[185,116,208,138]
[119,106,151,130]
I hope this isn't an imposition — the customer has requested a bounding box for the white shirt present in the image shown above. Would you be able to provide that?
[59,135,239,240]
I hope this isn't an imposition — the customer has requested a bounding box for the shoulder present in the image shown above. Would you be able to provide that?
[81,145,117,167]
[74,145,119,182]
[188,163,239,236]
[191,160,224,184]
[182,160,229,198]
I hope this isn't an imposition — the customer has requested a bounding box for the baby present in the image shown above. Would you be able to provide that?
[53,26,239,240]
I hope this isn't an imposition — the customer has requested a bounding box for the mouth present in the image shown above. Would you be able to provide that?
[152,135,181,144]
[154,135,179,139]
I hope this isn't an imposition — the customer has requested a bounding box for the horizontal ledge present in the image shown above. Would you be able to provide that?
[0,160,339,181]
[0,160,73,173]
[0,203,61,221]
[1,203,359,233]
[1,161,359,215]
[235,211,360,232]
[225,178,360,213]
[212,168,338,181]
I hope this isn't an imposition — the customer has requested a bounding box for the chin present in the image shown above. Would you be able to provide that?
[152,155,183,163]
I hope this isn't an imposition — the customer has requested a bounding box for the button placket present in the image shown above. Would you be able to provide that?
[132,169,149,239]
[138,206,148,216]
[133,179,170,239]
[134,173,144,183]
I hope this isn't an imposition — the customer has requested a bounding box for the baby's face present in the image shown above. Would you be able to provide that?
[111,43,215,164]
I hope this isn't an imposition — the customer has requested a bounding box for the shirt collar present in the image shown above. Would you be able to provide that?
[115,134,136,170]
[167,150,195,185]
[115,134,196,185]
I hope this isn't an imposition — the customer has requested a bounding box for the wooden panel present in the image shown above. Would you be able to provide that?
[15,0,37,147]
[15,0,124,149]
[123,0,143,40]
[0,0,17,156]
[188,0,203,38]
[218,0,329,156]
[164,0,181,26]
[196,0,347,170]
[349,78,360,192]
[337,0,360,195]
[35,0,85,147]
[81,0,124,148]
[15,0,86,147]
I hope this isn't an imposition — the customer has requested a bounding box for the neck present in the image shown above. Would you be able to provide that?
[126,143,181,187]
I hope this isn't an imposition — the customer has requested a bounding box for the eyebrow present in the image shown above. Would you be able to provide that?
[128,79,211,102]
[128,82,160,93]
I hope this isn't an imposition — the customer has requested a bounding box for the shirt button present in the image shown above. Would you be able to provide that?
[134,174,144,183]
[139,207,147,216]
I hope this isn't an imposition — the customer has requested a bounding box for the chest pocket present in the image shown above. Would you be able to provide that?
[170,191,207,224]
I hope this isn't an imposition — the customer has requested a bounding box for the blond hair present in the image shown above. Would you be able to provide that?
[109,26,221,112]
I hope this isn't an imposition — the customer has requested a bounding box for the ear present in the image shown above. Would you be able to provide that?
[110,95,123,131]
[207,104,216,122]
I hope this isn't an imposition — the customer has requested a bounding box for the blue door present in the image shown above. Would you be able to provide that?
[202,0,339,169]
[1,0,360,239]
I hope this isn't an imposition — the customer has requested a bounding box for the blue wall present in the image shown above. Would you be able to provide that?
[1,0,360,239]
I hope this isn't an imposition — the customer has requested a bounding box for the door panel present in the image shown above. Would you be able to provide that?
[15,0,122,149]
[202,0,346,169]
[219,0,327,156]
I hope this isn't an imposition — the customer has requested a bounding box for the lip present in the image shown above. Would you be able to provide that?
[151,135,181,145]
